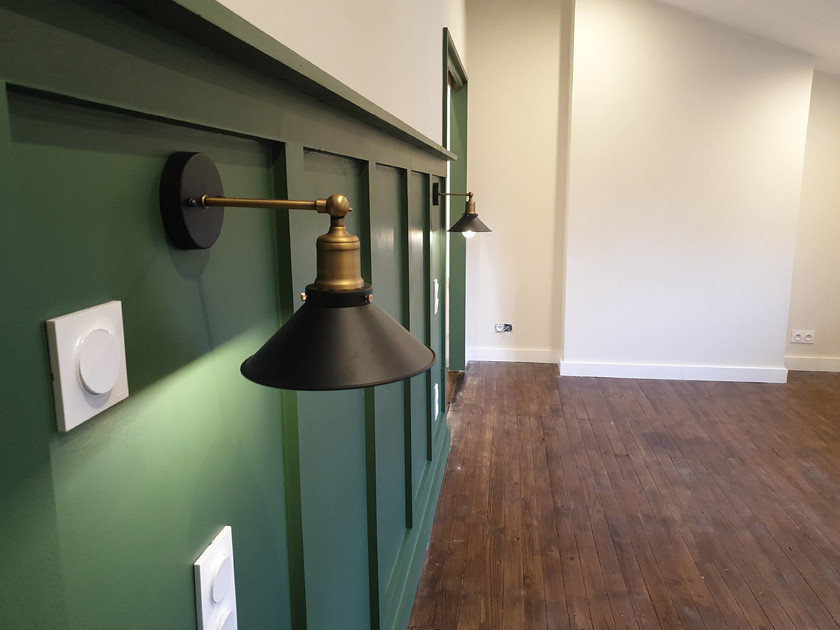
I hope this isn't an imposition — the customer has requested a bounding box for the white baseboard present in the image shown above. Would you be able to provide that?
[467,347,560,364]
[559,361,788,384]
[785,356,840,372]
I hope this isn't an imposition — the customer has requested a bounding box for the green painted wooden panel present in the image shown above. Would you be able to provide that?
[430,176,446,423]
[448,83,469,371]
[369,165,408,600]
[290,150,370,630]
[0,4,453,629]
[408,172,430,499]
[1,89,291,629]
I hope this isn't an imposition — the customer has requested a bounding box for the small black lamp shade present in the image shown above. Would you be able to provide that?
[240,285,435,390]
[449,212,492,234]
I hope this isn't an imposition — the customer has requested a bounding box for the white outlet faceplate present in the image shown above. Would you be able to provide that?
[195,526,238,630]
[46,301,129,432]
[791,329,816,344]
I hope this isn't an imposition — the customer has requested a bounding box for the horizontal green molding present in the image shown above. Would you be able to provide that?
[116,0,456,161]
[0,0,451,176]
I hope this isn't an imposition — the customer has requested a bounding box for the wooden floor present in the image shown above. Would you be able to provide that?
[409,362,840,629]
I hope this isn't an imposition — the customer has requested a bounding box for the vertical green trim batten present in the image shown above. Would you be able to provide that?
[443,28,469,372]
[359,162,381,630]
[400,168,413,529]
[363,387,380,630]
[438,177,449,420]
[273,143,307,630]
[423,175,433,461]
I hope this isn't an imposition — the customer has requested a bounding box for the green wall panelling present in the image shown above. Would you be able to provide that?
[407,171,430,503]
[430,176,446,424]
[369,164,411,617]
[273,143,309,630]
[0,3,452,629]
[0,82,69,630]
[448,83,469,372]
[443,26,468,372]
[290,149,371,630]
[1,86,291,628]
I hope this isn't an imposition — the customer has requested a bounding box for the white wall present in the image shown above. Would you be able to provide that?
[786,72,840,372]
[562,0,814,382]
[464,0,569,363]
[215,0,466,143]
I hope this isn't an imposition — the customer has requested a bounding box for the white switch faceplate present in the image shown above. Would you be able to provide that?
[46,301,129,432]
[195,526,238,630]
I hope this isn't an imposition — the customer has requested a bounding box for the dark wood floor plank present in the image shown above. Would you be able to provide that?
[559,379,617,630]
[519,414,549,630]
[530,414,570,629]
[410,364,840,630]
[543,406,594,630]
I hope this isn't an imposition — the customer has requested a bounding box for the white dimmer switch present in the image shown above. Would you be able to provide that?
[194,526,238,630]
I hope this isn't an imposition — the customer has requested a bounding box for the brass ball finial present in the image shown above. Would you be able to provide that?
[325,194,351,218]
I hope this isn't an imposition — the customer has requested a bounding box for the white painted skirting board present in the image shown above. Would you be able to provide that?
[785,356,840,372]
[559,361,788,384]
[467,347,560,364]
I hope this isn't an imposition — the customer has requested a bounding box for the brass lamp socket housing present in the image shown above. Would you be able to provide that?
[315,202,364,291]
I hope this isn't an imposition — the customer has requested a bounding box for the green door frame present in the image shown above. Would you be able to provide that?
[443,28,468,372]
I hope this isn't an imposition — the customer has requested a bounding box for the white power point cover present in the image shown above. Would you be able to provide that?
[195,526,238,630]
[46,301,129,432]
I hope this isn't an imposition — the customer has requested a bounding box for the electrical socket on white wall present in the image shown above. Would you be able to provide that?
[791,329,815,344]
[494,323,513,333]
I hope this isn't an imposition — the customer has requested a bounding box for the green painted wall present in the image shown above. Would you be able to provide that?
[0,2,450,629]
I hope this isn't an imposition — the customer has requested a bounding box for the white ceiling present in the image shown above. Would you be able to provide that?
[657,0,840,75]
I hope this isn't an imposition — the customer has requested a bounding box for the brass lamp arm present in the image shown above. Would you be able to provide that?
[189,194,351,219]
[435,191,473,200]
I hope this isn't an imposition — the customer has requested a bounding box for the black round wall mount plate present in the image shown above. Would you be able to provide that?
[159,152,224,249]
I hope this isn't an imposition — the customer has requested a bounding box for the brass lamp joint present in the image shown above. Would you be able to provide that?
[184,191,362,291]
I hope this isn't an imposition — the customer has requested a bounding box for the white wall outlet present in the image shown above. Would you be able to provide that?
[195,526,237,630]
[495,323,504,333]
[46,301,129,432]
[791,329,816,344]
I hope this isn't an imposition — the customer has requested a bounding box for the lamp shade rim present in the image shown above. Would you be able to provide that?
[241,349,436,390]
[449,213,491,233]
[240,300,437,390]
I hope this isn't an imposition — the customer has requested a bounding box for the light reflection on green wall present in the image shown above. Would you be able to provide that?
[49,325,291,629]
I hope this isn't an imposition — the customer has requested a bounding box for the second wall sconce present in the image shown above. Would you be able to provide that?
[159,152,436,391]
[432,182,491,238]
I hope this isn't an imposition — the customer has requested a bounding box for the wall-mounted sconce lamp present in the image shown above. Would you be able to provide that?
[432,182,491,238]
[159,152,435,391]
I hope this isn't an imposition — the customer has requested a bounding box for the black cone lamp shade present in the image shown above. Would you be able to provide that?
[449,211,491,234]
[160,152,435,391]
[449,197,491,236]
[240,285,435,390]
